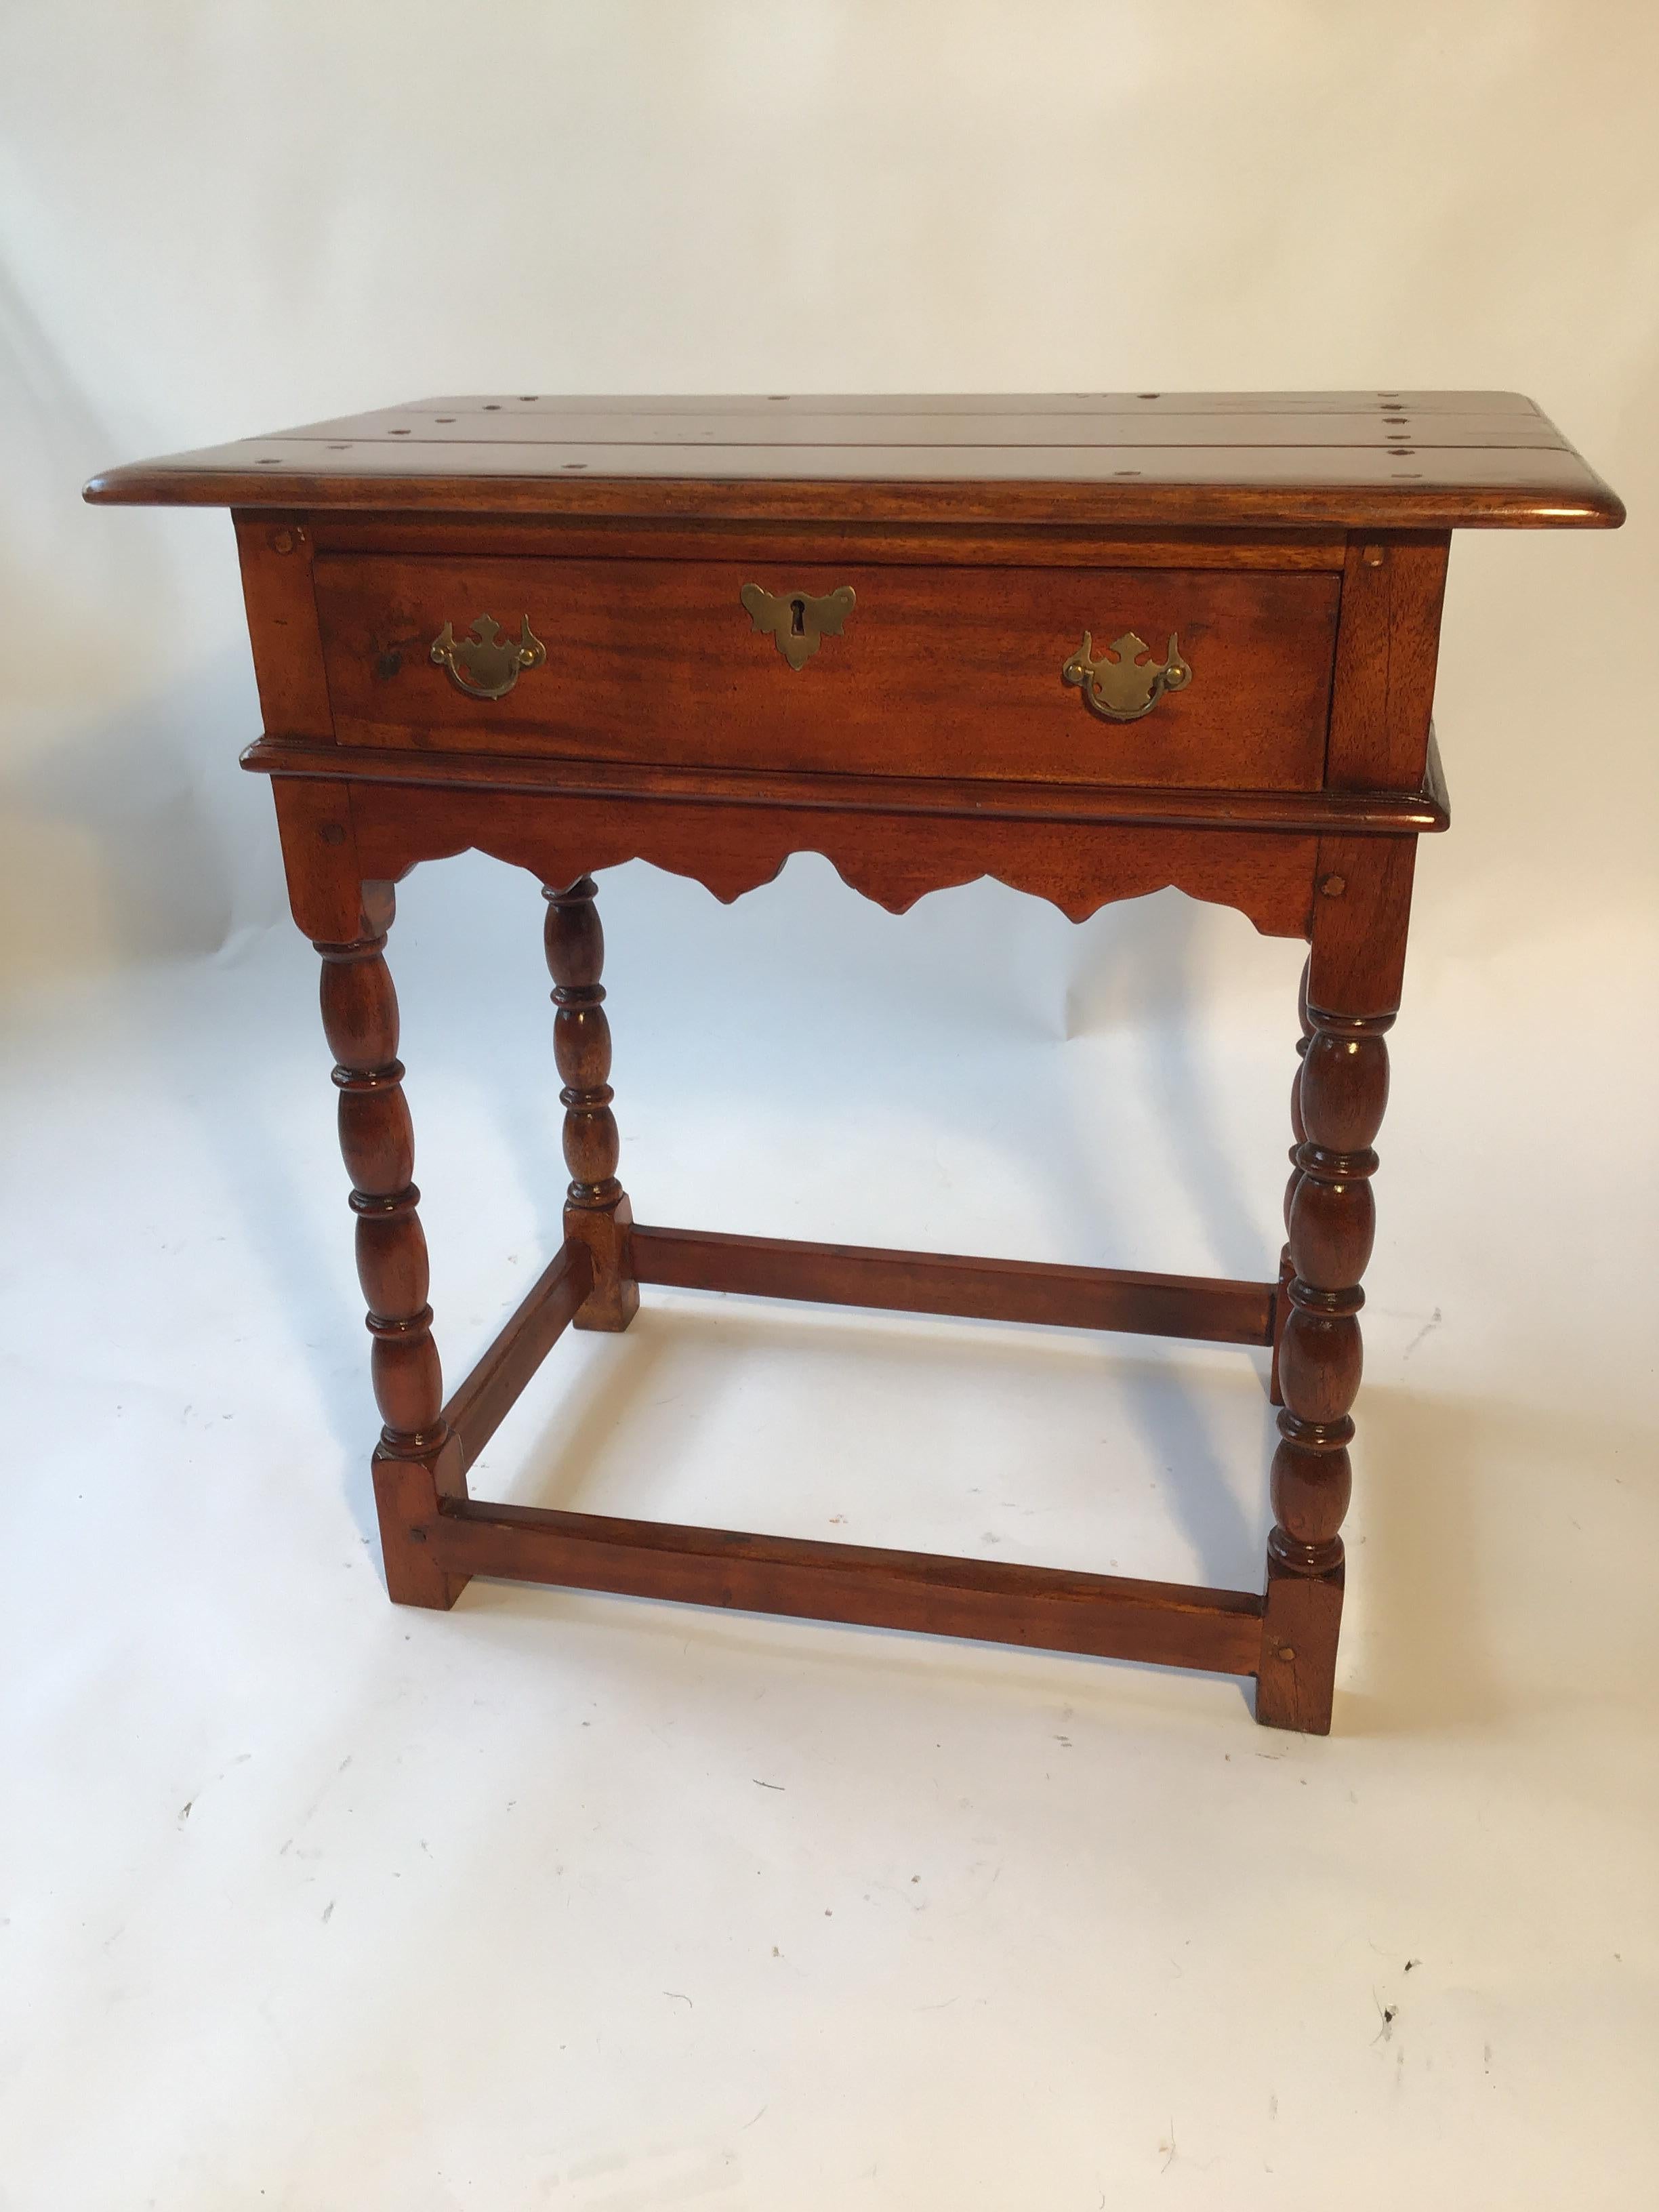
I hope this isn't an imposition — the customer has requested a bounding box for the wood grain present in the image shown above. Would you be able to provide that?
[85,451,1622,531]
[1257,831,1411,1732]
[1324,533,1450,791]
[335,779,1322,938]
[631,1225,1277,1344]
[83,390,1624,530]
[270,777,363,941]
[1308,836,1419,1015]
[544,877,638,1332]
[243,738,1451,836]
[310,513,1352,571]
[313,552,1340,790]
[442,1237,593,1473]
[234,516,335,740]
[414,1498,1267,1676]
[262,403,1574,450]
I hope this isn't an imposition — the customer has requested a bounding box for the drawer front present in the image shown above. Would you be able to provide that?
[312,554,1340,790]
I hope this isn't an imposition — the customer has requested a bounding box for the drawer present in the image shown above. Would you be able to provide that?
[312,554,1341,790]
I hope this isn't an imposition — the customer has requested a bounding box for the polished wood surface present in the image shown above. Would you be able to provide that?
[441,1237,592,1477]
[85,390,1622,529]
[419,1498,1268,1677]
[308,513,1355,569]
[631,1225,1277,1345]
[325,773,1328,939]
[313,881,467,1612]
[544,876,638,1332]
[315,884,445,1460]
[239,735,1451,836]
[313,553,1342,790]
[87,390,1624,1734]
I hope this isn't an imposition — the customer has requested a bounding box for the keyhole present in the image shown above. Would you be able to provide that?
[790,596,806,636]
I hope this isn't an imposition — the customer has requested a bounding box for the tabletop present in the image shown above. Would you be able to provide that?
[84,390,1622,531]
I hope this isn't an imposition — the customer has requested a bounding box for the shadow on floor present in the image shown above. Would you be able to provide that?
[473,1292,1270,1584]
[1334,1383,1649,1740]
[461,1311,1647,1749]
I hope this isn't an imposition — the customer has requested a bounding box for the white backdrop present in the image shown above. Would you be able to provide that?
[1,0,1654,991]
[3,7,1658,2208]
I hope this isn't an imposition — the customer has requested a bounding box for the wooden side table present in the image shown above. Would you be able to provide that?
[87,392,1621,1732]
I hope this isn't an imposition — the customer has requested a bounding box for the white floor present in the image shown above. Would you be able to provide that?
[3,855,1656,2209]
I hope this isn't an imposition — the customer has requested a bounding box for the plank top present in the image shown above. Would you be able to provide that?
[84,390,1622,529]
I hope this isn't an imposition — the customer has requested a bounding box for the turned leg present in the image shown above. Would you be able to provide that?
[1269,958,1313,1408]
[543,876,638,1331]
[1256,995,1392,1733]
[316,882,466,1610]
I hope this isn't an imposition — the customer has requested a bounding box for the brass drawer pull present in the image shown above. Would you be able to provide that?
[1062,630,1192,722]
[741,582,856,670]
[430,614,546,700]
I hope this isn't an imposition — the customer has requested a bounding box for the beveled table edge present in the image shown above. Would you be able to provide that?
[82,467,1626,531]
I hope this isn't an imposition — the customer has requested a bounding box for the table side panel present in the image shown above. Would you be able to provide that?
[1322,532,1450,791]
[1380,539,1452,792]
[234,516,333,739]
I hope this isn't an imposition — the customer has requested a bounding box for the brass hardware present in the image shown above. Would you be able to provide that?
[271,529,295,555]
[430,614,547,700]
[739,582,856,670]
[1062,630,1192,722]
[1319,874,1347,899]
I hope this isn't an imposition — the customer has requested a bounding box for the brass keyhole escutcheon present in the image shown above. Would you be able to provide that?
[740,583,856,670]
[430,613,547,700]
[1062,630,1192,722]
